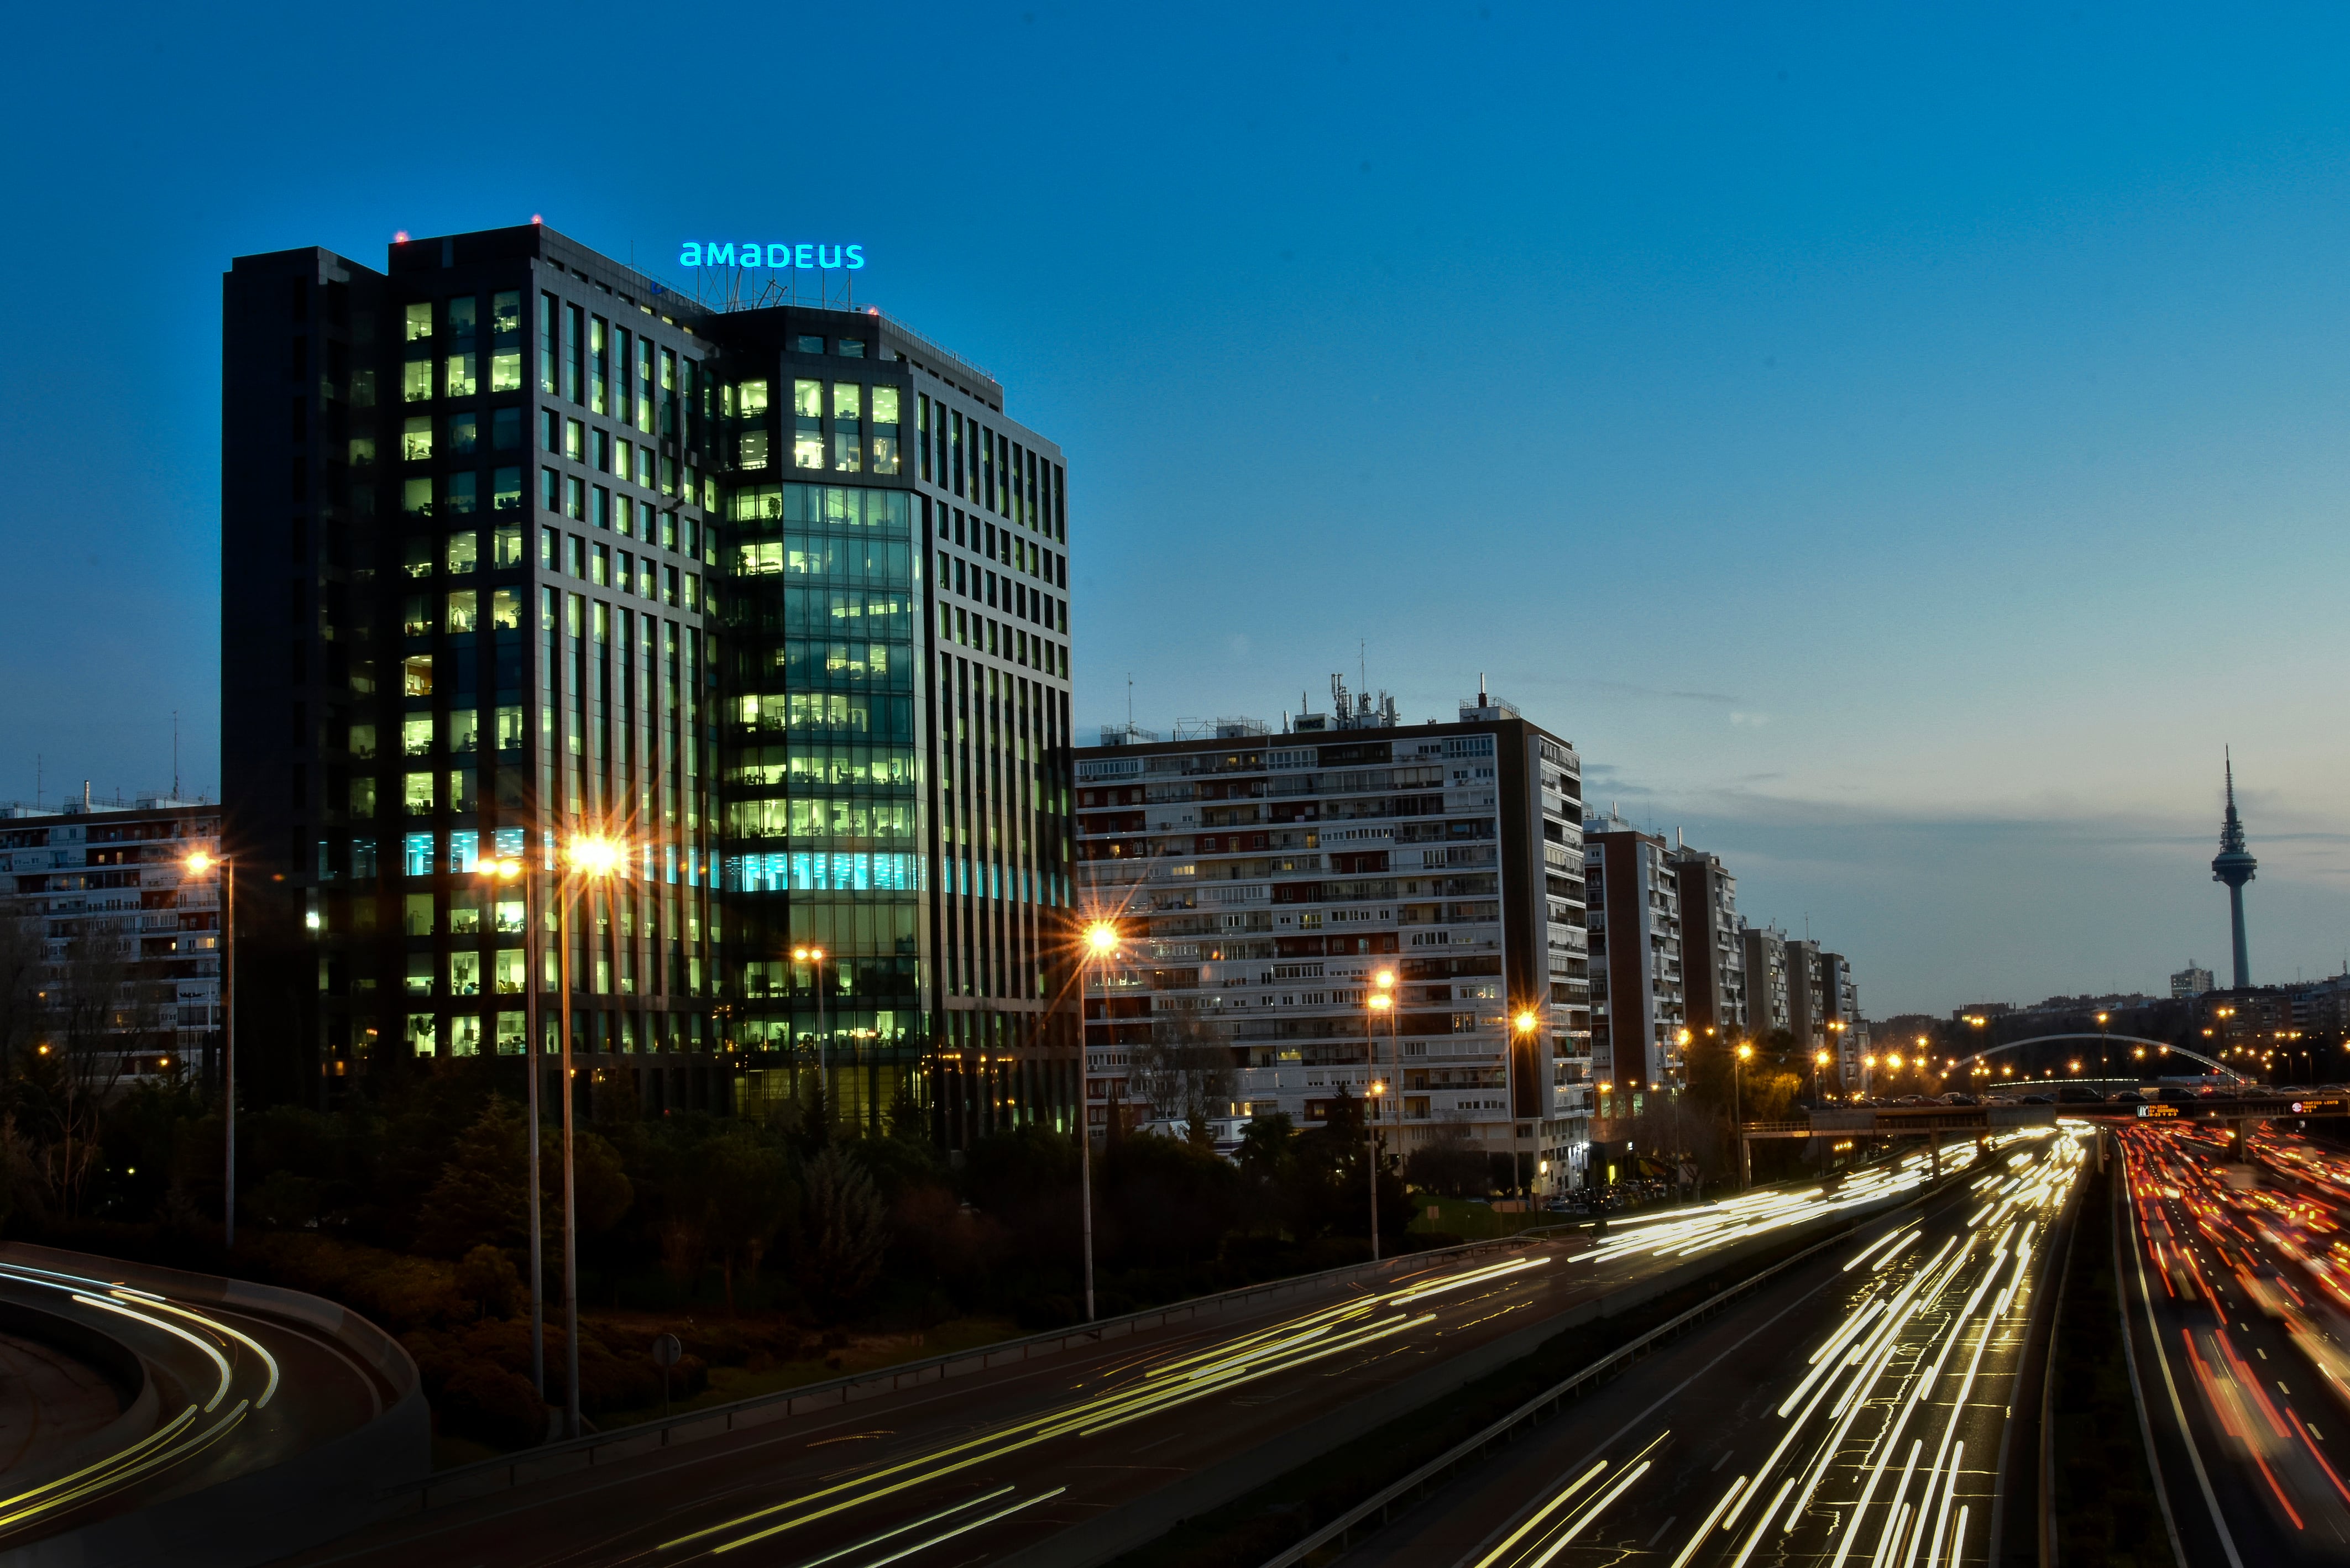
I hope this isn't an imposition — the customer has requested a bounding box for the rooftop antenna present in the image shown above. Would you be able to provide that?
[172,710,180,800]
[1127,673,1134,729]
[33,754,39,810]
[1479,672,1488,707]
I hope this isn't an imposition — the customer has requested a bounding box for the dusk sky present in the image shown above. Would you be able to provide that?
[7,3,2349,1016]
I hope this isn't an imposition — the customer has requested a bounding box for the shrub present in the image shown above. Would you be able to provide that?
[437,1360,547,1450]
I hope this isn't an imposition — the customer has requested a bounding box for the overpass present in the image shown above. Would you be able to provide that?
[1735,1090,2350,1179]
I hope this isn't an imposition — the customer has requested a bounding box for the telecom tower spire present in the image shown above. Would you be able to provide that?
[2211,749,2258,990]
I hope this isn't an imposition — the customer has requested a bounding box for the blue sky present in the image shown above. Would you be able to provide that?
[6,2,2349,1015]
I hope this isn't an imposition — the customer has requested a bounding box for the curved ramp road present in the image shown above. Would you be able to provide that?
[1339,1128,2084,1568]
[290,1151,1954,1568]
[0,1247,405,1557]
[2119,1123,2350,1563]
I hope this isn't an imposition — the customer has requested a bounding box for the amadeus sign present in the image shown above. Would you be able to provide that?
[679,242,865,270]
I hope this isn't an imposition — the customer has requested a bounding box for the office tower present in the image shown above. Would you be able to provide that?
[2170,964,2213,999]
[1073,684,1595,1191]
[222,224,1073,1134]
[1582,812,1685,1094]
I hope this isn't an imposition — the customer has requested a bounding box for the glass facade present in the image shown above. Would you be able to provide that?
[721,481,925,1130]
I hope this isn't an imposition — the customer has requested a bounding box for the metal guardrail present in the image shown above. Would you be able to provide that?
[1254,1173,1961,1568]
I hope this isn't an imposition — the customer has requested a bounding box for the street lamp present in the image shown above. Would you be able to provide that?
[1734,1043,1754,1187]
[184,848,233,1246]
[1367,971,1398,1258]
[478,854,544,1400]
[554,833,625,1439]
[793,945,829,1123]
[1079,920,1121,1321]
[1512,1009,1541,1201]
[1813,1049,1830,1102]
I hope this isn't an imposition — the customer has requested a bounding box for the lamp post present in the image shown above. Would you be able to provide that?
[794,945,828,1125]
[557,834,624,1440]
[1080,921,1120,1322]
[185,849,233,1246]
[1734,1043,1754,1188]
[1367,983,1394,1260]
[1813,1049,1830,1103]
[1511,1009,1540,1202]
[481,854,543,1399]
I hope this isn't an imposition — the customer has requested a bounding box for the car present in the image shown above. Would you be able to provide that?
[1984,1094,2019,1106]
[2021,1094,2055,1105]
[2055,1085,2103,1104]
[1937,1093,1980,1106]
[2107,1090,2147,1104]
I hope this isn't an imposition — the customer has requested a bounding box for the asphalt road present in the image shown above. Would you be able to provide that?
[284,1155,1950,1568]
[2117,1123,2350,1565]
[0,1250,392,1549]
[1333,1127,2083,1568]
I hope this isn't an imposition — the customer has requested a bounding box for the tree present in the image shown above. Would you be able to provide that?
[1405,1134,1491,1198]
[1131,1014,1237,1148]
[692,1130,794,1313]
[413,1099,531,1256]
[0,914,45,1069]
[798,1145,888,1317]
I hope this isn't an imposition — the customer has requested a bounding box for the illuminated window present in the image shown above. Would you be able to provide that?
[739,380,771,414]
[407,1014,437,1054]
[449,952,483,997]
[401,597,431,639]
[740,429,771,469]
[831,382,862,471]
[404,771,435,814]
[402,416,433,462]
[870,386,900,475]
[490,588,521,630]
[493,467,522,513]
[404,302,432,342]
[495,705,525,752]
[793,380,823,468]
[448,707,479,753]
[446,591,478,634]
[348,723,377,761]
[349,434,376,469]
[403,655,433,696]
[403,359,433,403]
[446,532,478,575]
[490,351,522,393]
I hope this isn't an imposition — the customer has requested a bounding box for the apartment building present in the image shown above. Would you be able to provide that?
[1582,812,1686,1097]
[1074,684,1597,1191]
[0,798,224,1083]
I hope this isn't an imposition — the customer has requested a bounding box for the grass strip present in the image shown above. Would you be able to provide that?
[2049,1160,2171,1566]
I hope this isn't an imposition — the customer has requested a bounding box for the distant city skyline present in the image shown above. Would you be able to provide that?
[9,4,2350,1018]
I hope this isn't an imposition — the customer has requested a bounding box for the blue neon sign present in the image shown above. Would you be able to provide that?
[679,242,865,270]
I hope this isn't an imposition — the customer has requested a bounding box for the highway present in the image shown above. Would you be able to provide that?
[2117,1121,2350,1564]
[288,1154,1951,1568]
[0,1248,394,1552]
[1335,1126,2082,1568]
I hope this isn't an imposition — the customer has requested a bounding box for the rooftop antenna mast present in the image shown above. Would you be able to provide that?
[172,710,180,800]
